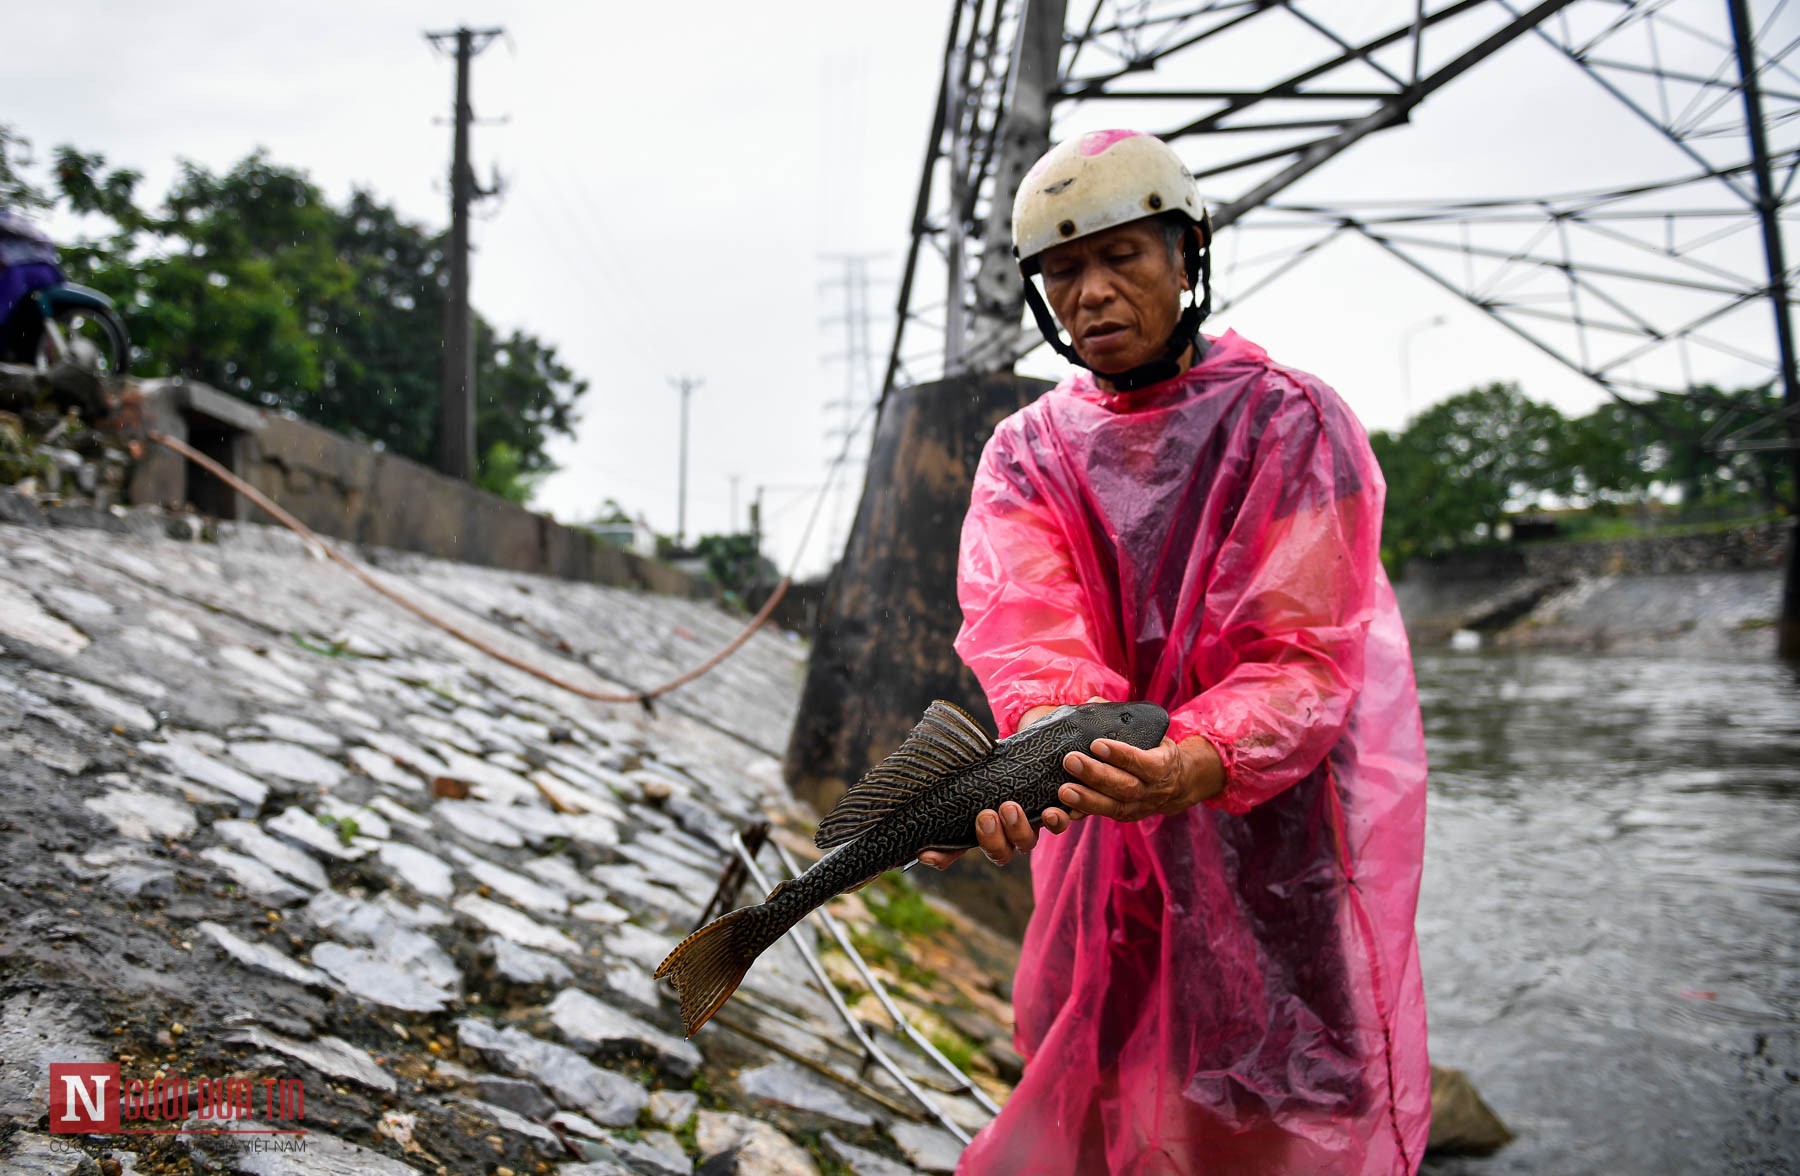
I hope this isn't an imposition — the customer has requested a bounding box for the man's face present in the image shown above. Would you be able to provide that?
[1038,219,1188,375]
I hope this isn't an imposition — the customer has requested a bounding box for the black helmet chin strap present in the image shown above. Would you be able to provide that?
[1019,218,1212,393]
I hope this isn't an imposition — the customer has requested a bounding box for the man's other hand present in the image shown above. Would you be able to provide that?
[1057,733,1224,822]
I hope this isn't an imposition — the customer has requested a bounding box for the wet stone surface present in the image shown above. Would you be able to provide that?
[0,501,1016,1175]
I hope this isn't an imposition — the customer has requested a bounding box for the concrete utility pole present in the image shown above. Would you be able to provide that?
[669,376,703,546]
[427,25,504,482]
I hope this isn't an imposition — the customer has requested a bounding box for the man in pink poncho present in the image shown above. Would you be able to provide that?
[917,130,1431,1172]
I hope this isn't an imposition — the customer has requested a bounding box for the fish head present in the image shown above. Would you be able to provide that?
[1061,701,1170,751]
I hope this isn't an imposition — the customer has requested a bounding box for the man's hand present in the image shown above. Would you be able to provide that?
[916,701,1226,872]
[1056,734,1224,822]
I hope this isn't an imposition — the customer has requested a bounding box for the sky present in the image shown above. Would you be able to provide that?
[5,1,1797,577]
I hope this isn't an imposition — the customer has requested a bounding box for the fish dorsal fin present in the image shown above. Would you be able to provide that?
[814,700,995,849]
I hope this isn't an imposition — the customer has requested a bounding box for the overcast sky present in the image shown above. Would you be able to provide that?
[6,2,1796,577]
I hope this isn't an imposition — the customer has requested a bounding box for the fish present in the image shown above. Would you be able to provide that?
[654,698,1171,1037]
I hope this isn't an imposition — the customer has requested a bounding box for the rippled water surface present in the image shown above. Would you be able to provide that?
[1415,649,1800,1174]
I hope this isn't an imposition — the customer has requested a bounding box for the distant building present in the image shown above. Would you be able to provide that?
[587,515,657,559]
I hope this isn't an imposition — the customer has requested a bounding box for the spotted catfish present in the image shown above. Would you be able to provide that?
[655,699,1170,1036]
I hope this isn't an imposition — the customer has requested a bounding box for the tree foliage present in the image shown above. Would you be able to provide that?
[4,128,585,501]
[1372,379,1793,576]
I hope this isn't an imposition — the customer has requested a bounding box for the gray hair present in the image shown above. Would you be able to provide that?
[1157,214,1191,265]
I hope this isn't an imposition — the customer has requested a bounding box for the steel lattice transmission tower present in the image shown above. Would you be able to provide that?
[887,0,1800,655]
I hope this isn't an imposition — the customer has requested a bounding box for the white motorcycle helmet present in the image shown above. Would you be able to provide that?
[1012,129,1212,390]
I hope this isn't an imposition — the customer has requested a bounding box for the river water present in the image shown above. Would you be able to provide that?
[1414,647,1800,1174]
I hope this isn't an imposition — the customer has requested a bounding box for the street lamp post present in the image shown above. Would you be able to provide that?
[1399,315,1446,423]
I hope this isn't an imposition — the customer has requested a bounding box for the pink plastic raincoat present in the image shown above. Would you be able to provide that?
[953,330,1430,1174]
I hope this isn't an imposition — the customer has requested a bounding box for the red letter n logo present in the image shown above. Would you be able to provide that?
[49,1063,119,1133]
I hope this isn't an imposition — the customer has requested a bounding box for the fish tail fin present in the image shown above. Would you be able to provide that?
[654,904,777,1037]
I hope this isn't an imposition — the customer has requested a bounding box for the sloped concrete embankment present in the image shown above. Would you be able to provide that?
[1393,520,1789,651]
[0,494,1020,1175]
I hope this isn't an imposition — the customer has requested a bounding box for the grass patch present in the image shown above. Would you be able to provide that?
[315,813,360,846]
[865,871,950,936]
[849,926,937,988]
[929,1028,979,1072]
[291,631,361,659]
[671,1111,699,1155]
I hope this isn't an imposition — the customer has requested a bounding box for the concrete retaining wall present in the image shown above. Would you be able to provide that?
[126,379,712,599]
[1395,518,1791,646]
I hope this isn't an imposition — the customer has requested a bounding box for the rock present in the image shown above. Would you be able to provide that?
[266,805,375,861]
[311,942,453,1013]
[1427,1063,1514,1155]
[199,847,308,906]
[357,730,449,780]
[548,988,702,1079]
[101,861,178,900]
[376,1109,417,1150]
[982,1038,1023,1085]
[549,1108,608,1139]
[608,1129,692,1176]
[453,893,581,955]
[46,673,156,732]
[142,740,270,808]
[589,864,700,923]
[199,922,329,989]
[83,783,195,842]
[457,851,570,914]
[213,819,330,890]
[225,1025,397,1093]
[456,1019,649,1127]
[0,992,110,1121]
[602,962,661,1011]
[303,893,461,1000]
[253,712,342,749]
[647,1089,699,1128]
[823,1132,922,1176]
[738,1060,876,1127]
[885,1123,963,1174]
[558,1162,636,1176]
[377,840,455,900]
[454,1095,561,1146]
[693,1110,819,1176]
[487,936,576,986]
[347,744,422,791]
[182,1118,417,1175]
[436,798,526,847]
[316,797,392,839]
[524,854,606,901]
[228,739,344,788]
[570,898,631,925]
[367,795,433,830]
[0,580,89,657]
[438,746,537,803]
[2,1133,95,1175]
[486,801,573,845]
[602,924,678,973]
[473,1074,559,1120]
[562,813,622,850]
[216,646,311,700]
[613,838,719,894]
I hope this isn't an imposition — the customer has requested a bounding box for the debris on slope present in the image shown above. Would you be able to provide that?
[0,494,1019,1175]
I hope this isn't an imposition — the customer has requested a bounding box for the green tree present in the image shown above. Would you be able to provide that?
[1373,382,1564,574]
[6,128,585,502]
[691,531,772,600]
